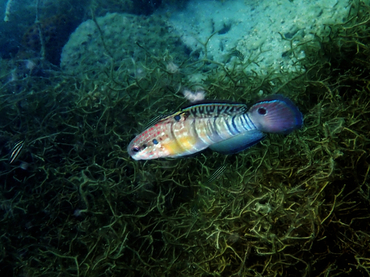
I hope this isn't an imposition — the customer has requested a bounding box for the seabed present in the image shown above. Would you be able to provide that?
[0,0,370,276]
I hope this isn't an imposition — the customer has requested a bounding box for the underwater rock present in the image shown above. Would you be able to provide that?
[21,14,77,65]
[165,0,352,75]
[60,12,189,78]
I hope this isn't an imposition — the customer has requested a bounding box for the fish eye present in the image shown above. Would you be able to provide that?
[152,139,158,145]
[174,114,181,121]
[257,107,267,115]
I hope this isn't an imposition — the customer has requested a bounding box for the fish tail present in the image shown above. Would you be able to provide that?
[248,95,303,134]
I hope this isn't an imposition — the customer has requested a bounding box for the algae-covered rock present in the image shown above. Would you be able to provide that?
[166,0,352,76]
[61,12,188,78]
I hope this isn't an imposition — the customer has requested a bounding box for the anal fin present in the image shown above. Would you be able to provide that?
[209,130,265,154]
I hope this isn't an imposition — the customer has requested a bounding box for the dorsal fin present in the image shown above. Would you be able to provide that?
[180,102,248,118]
[140,114,167,130]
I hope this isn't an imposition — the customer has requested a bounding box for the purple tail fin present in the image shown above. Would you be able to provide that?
[248,95,303,134]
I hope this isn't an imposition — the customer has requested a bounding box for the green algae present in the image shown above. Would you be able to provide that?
[0,1,370,276]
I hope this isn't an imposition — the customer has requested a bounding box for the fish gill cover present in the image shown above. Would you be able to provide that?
[0,0,369,276]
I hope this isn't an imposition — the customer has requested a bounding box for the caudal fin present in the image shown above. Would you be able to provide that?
[248,95,303,134]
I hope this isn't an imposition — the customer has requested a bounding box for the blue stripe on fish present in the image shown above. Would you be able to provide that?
[241,113,254,131]
[231,115,240,134]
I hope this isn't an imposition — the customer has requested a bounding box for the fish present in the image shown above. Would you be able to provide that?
[127,95,303,160]
[9,140,24,164]
[206,165,227,184]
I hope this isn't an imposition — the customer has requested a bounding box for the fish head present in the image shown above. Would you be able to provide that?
[248,95,303,134]
[128,128,165,161]
[127,116,179,160]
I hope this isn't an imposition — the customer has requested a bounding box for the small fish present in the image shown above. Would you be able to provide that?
[206,165,227,184]
[128,95,303,160]
[9,140,24,164]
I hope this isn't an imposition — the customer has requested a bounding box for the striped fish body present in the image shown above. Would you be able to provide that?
[128,103,262,160]
[128,95,303,160]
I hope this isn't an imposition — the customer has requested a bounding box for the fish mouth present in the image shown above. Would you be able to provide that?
[127,142,141,160]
